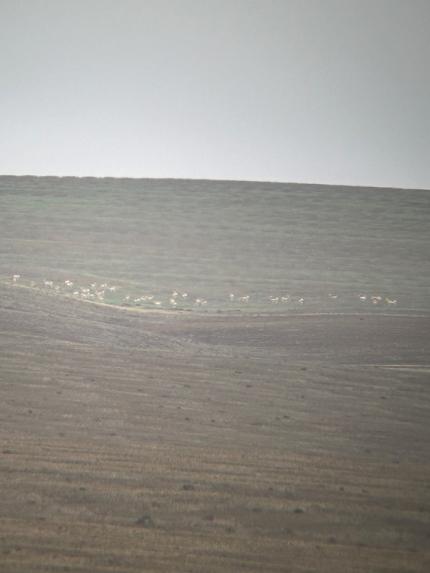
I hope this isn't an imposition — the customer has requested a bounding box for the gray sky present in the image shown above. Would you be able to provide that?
[1,0,429,188]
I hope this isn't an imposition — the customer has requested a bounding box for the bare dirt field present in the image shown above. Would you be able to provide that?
[1,283,429,572]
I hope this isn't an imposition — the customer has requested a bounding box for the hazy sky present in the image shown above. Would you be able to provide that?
[1,0,429,188]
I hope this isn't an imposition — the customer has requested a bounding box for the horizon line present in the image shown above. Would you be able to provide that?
[0,173,429,192]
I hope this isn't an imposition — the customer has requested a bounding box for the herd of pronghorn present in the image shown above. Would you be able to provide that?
[10,274,398,309]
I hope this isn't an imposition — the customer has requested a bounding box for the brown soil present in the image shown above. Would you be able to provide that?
[1,284,429,572]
